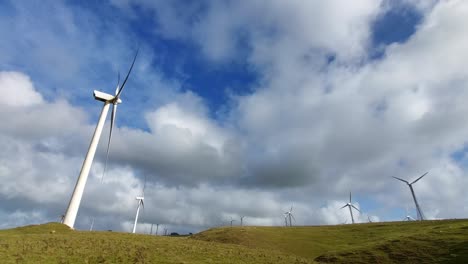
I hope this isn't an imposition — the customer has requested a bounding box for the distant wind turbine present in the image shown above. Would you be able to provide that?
[63,51,138,229]
[403,207,415,221]
[392,172,428,221]
[240,216,245,226]
[284,206,295,227]
[132,176,146,234]
[155,224,160,235]
[340,192,360,224]
[230,218,236,227]
[89,218,95,231]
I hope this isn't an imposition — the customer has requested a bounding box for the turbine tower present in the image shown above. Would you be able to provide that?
[230,218,236,227]
[284,206,295,227]
[132,177,146,234]
[340,192,360,224]
[392,172,428,221]
[240,216,245,226]
[63,51,138,229]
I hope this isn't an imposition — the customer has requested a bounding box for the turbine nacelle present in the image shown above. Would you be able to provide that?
[93,90,122,104]
[136,196,144,200]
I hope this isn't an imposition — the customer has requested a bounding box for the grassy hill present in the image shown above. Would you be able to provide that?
[1,219,467,263]
[193,219,468,263]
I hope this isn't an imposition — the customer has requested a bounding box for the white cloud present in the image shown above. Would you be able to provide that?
[0,71,43,107]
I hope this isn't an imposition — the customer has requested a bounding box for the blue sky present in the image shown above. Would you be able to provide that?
[1,0,468,233]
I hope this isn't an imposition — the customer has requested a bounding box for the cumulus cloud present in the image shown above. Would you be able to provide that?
[0,72,43,107]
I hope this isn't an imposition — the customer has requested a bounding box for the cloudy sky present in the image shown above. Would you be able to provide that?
[1,0,468,233]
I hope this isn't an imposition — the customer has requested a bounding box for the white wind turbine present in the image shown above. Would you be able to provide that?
[392,172,428,221]
[403,206,415,221]
[63,52,138,229]
[132,177,146,234]
[284,206,295,227]
[340,192,360,224]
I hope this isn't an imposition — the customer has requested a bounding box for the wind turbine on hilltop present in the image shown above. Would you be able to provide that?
[392,172,428,221]
[403,206,415,221]
[132,177,146,233]
[230,218,236,227]
[63,51,138,229]
[340,192,360,224]
[284,206,295,227]
[240,216,245,226]
[155,223,160,235]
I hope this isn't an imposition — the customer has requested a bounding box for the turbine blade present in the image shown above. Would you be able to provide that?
[142,175,147,196]
[349,192,352,203]
[141,199,144,209]
[351,204,361,212]
[340,204,347,209]
[291,214,296,222]
[101,104,117,183]
[116,49,139,98]
[290,206,293,212]
[392,176,409,184]
[115,72,120,95]
[411,172,428,184]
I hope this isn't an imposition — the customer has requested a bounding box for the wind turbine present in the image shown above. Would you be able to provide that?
[155,223,160,235]
[240,216,245,226]
[63,51,138,229]
[340,192,360,224]
[284,206,295,227]
[403,207,415,221]
[392,172,428,221]
[132,177,146,234]
[89,218,95,231]
[230,218,236,227]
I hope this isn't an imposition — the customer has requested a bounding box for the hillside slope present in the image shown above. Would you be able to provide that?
[1,220,467,263]
[192,219,468,263]
[0,223,310,263]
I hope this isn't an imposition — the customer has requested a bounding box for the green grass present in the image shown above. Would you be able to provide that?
[1,219,468,263]
[192,219,468,263]
[0,223,309,263]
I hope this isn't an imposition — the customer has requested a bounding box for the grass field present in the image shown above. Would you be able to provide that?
[1,219,468,263]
